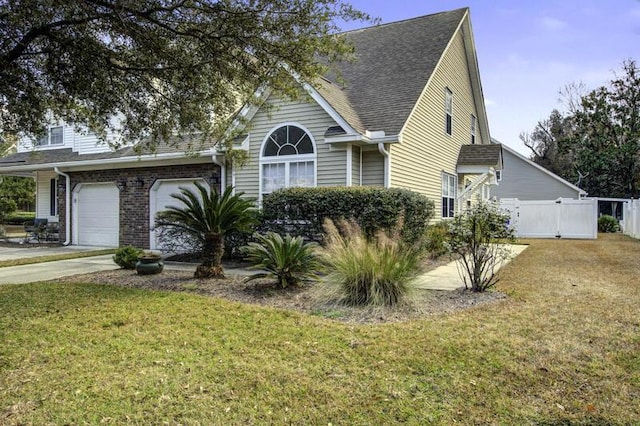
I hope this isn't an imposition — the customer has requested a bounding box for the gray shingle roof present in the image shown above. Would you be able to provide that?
[321,8,468,135]
[457,144,503,168]
[0,138,215,169]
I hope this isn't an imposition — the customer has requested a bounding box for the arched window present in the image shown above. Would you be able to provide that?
[260,124,316,196]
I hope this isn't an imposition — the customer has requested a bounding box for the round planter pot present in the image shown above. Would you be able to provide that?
[136,257,164,275]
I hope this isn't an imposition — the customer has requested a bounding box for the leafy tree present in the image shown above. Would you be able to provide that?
[0,176,36,211]
[564,60,640,198]
[155,183,257,278]
[525,60,640,198]
[0,0,370,149]
[520,109,576,181]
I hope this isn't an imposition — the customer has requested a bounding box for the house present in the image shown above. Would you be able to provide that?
[0,7,500,248]
[489,139,586,201]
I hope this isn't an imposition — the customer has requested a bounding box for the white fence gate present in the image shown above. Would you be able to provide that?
[500,198,598,239]
[621,199,640,239]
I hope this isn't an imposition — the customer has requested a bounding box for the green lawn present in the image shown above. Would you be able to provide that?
[1,234,638,424]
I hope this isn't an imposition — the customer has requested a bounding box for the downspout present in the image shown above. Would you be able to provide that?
[377,143,391,188]
[53,167,71,245]
[211,155,226,190]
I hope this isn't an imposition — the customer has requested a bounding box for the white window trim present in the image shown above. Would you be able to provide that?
[36,126,64,147]
[442,172,457,219]
[258,122,317,203]
[496,170,503,182]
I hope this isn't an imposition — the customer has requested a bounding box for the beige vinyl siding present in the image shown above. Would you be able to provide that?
[352,145,361,186]
[362,149,384,186]
[234,93,346,200]
[35,170,58,221]
[392,19,482,217]
[491,149,583,200]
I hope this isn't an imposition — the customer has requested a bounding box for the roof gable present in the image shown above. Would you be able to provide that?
[496,140,587,195]
[322,8,468,136]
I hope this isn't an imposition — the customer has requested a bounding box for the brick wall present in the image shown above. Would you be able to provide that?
[58,163,221,248]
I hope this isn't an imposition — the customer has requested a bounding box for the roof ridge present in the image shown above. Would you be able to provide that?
[338,7,468,35]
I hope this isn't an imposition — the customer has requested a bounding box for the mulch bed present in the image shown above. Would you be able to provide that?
[56,264,507,324]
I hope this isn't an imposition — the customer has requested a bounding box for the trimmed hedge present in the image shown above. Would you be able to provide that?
[262,187,434,244]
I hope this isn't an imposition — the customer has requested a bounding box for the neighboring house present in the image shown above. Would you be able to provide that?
[0,7,500,248]
[490,139,586,201]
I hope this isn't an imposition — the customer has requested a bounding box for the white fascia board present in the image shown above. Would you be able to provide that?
[0,149,217,173]
[498,140,588,195]
[324,134,400,145]
[301,82,358,135]
[461,12,491,145]
[457,164,493,174]
[223,86,272,138]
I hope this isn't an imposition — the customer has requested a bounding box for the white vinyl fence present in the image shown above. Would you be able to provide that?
[621,199,640,239]
[500,198,598,239]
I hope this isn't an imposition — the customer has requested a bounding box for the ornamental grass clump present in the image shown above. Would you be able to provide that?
[321,218,422,306]
[243,232,324,288]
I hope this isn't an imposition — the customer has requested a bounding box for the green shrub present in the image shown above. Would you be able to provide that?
[447,202,515,292]
[598,215,619,233]
[5,211,36,225]
[262,187,434,245]
[320,218,422,306]
[113,246,144,269]
[243,232,323,288]
[424,221,451,258]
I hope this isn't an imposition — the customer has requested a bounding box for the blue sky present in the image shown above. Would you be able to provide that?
[339,0,640,155]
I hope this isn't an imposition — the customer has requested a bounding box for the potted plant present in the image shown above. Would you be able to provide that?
[136,251,164,275]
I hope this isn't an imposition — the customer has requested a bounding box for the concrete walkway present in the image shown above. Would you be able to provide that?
[412,244,528,291]
[0,245,528,289]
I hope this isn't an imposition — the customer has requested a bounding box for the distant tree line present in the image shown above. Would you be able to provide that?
[521,59,640,199]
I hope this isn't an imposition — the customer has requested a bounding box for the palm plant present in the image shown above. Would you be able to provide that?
[155,182,256,278]
[243,232,324,288]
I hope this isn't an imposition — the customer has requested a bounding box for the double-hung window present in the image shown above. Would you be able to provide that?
[470,114,477,144]
[261,125,316,198]
[445,88,453,135]
[36,126,64,146]
[442,172,457,218]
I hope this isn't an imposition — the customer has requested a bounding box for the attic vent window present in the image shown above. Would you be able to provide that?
[260,124,316,197]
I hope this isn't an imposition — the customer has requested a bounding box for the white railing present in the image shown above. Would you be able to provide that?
[622,199,640,239]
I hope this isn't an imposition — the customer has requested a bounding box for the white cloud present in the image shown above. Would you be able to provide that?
[539,16,568,31]
[485,98,496,107]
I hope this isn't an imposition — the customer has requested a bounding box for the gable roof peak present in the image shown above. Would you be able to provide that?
[317,7,470,136]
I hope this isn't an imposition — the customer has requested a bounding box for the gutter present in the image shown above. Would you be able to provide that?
[0,149,217,173]
[53,167,71,245]
[377,143,391,188]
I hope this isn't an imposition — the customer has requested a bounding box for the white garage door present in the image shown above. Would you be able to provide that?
[76,183,119,246]
[150,179,206,250]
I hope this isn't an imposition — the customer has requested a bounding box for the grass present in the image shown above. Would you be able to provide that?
[0,249,116,268]
[0,234,638,424]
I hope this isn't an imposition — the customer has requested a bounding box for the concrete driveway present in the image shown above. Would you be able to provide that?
[0,244,112,261]
[0,244,118,285]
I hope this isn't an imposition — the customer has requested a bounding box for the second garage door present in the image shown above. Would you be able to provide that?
[150,179,206,250]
